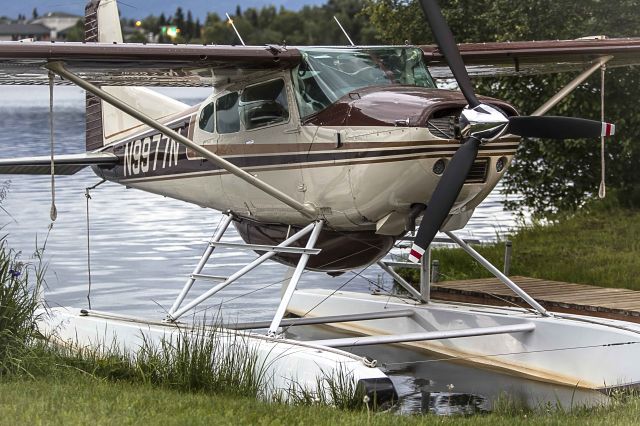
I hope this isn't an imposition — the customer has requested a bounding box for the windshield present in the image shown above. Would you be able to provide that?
[293,47,436,118]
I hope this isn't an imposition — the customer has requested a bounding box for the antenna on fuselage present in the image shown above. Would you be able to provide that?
[226,13,246,46]
[333,16,355,46]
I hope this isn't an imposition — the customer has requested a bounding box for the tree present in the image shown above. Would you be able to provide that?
[186,10,195,40]
[194,19,202,41]
[64,19,85,41]
[32,8,38,20]
[363,0,640,215]
[174,7,185,32]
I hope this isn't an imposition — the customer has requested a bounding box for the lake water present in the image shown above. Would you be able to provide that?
[0,86,607,414]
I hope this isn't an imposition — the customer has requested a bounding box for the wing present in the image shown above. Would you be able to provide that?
[0,152,118,175]
[422,37,640,78]
[1,38,638,86]
[0,41,301,86]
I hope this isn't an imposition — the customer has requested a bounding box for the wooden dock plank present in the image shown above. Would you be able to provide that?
[430,276,640,323]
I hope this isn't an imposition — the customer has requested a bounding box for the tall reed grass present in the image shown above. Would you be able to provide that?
[0,237,45,378]
[135,325,267,398]
[285,364,366,410]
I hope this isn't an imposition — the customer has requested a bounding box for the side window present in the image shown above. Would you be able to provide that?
[198,102,215,133]
[240,79,289,130]
[216,92,240,134]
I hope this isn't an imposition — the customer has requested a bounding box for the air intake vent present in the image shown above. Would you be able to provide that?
[427,108,461,140]
[465,159,489,184]
[427,116,457,139]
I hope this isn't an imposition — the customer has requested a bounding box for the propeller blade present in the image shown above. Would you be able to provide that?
[418,0,480,108]
[508,116,616,139]
[408,137,481,263]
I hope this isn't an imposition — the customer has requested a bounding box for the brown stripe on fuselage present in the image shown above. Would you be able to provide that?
[118,151,517,184]
[121,142,519,178]
[104,117,518,184]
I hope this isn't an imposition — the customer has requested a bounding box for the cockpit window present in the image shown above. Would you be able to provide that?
[240,79,290,130]
[198,101,215,133]
[293,47,436,118]
[216,92,240,134]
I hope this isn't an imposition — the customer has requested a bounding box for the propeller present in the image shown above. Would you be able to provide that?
[408,0,615,264]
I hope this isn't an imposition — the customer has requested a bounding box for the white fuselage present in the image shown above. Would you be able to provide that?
[96,69,518,235]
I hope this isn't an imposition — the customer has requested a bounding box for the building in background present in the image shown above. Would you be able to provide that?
[0,11,82,41]
[31,12,81,40]
[0,23,51,41]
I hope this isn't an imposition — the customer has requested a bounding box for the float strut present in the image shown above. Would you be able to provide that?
[168,214,233,316]
[268,221,324,337]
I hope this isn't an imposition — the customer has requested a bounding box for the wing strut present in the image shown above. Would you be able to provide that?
[45,61,318,220]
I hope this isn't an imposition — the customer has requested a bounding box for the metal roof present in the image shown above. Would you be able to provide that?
[0,23,50,36]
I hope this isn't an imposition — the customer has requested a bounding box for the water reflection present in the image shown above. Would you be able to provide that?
[287,325,609,415]
[422,393,490,416]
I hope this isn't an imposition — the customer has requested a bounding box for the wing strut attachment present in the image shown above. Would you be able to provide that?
[45,62,317,220]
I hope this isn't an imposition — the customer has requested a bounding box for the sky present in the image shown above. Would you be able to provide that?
[3,0,326,21]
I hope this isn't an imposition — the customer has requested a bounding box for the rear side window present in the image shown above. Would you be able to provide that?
[198,102,215,133]
[240,79,289,130]
[216,92,240,134]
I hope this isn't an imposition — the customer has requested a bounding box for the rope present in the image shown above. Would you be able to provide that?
[48,71,57,223]
[85,179,106,309]
[598,64,607,199]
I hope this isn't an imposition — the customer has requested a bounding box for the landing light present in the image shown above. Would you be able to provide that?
[433,159,446,175]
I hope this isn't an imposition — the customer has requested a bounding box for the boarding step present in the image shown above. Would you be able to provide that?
[310,323,536,348]
[209,241,321,255]
[396,236,482,246]
[189,273,228,282]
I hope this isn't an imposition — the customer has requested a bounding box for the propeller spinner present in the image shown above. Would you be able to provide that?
[408,0,615,264]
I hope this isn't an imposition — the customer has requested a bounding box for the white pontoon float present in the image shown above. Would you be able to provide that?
[40,218,640,406]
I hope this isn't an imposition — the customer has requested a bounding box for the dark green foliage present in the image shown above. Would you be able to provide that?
[199,0,380,46]
[122,1,379,46]
[486,68,640,215]
[63,19,85,42]
[363,0,640,216]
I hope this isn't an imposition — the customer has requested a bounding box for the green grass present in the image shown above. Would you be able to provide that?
[3,373,640,425]
[397,203,640,290]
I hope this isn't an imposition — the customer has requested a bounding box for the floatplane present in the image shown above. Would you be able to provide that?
[1,0,640,404]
